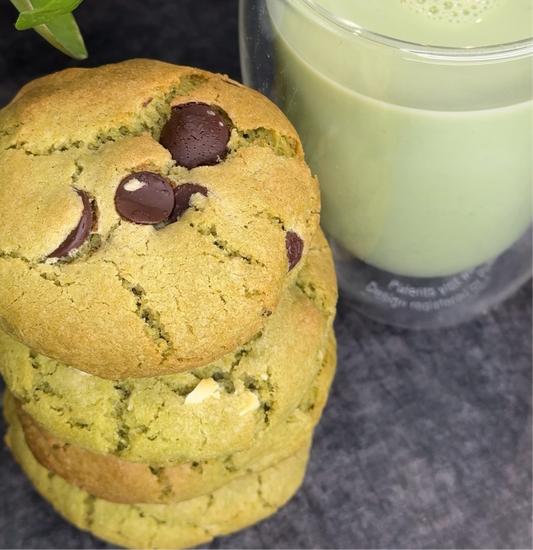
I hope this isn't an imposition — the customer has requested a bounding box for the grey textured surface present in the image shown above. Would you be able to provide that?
[0,1,531,548]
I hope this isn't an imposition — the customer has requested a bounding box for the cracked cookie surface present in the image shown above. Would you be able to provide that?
[9,333,335,504]
[0,59,320,378]
[0,230,337,463]
[5,401,310,550]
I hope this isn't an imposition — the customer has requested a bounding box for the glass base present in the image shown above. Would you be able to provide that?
[330,227,532,329]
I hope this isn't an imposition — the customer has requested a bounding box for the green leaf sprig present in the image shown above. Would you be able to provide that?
[11,0,88,59]
[15,0,84,29]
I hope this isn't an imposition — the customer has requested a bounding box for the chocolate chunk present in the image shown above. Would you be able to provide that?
[160,103,231,169]
[115,172,174,225]
[49,190,94,258]
[168,184,208,224]
[286,231,304,271]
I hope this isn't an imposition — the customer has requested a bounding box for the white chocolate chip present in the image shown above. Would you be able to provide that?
[239,392,260,416]
[69,366,90,377]
[190,193,208,209]
[124,178,147,192]
[185,378,220,405]
[260,373,268,381]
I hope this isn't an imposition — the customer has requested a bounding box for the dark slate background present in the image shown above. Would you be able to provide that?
[0,1,531,548]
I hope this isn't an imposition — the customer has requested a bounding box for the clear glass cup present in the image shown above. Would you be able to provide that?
[239,0,533,328]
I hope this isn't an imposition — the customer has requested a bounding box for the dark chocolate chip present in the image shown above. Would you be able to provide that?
[115,172,174,225]
[286,231,304,271]
[160,103,230,169]
[168,184,208,224]
[49,190,94,258]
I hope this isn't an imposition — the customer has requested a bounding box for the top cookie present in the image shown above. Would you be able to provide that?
[0,59,320,378]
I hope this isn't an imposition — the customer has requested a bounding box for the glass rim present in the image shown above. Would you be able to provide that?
[300,0,533,60]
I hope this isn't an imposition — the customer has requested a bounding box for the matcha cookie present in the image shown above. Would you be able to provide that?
[9,333,335,504]
[0,230,337,463]
[0,59,320,379]
[5,401,310,550]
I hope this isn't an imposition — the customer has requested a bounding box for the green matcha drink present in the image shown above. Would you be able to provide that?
[266,0,532,278]
[316,0,532,47]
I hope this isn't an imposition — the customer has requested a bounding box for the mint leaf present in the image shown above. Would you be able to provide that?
[15,0,84,30]
[34,13,88,59]
[10,0,87,59]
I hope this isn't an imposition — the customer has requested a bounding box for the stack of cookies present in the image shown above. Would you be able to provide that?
[0,60,337,549]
